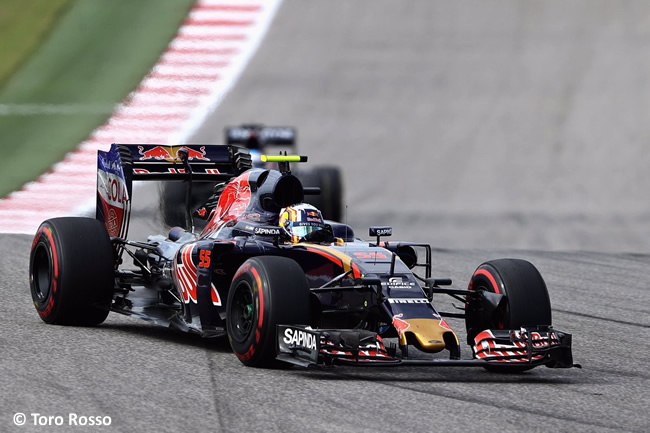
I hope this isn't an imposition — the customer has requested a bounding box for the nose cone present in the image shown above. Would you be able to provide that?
[397,318,458,353]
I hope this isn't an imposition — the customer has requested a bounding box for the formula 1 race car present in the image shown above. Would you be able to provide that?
[29,143,576,371]
[159,124,343,228]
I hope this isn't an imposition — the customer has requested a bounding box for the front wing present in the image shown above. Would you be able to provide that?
[276,325,577,369]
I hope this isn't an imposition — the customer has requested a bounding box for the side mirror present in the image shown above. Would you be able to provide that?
[369,226,392,246]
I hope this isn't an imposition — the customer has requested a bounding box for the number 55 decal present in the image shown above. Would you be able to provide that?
[199,249,211,268]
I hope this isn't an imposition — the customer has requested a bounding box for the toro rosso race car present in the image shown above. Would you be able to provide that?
[29,143,577,370]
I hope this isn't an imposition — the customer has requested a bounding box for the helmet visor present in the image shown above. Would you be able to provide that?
[290,222,324,240]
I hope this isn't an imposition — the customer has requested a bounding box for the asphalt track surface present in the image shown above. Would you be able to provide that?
[2,1,650,432]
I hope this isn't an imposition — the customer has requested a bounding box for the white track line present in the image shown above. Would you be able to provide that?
[0,0,283,234]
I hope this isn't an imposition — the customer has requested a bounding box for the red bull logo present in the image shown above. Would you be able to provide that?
[392,313,411,337]
[138,145,209,161]
[307,211,319,217]
[200,172,252,238]
[180,146,209,161]
[138,145,174,161]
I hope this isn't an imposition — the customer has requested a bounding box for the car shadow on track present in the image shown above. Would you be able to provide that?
[294,367,581,384]
[98,321,233,353]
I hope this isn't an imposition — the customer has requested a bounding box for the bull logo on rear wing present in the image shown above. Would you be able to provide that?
[138,145,208,162]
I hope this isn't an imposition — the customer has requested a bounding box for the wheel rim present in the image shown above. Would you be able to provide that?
[229,281,255,342]
[32,243,52,302]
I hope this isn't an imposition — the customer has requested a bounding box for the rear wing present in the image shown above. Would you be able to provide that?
[225,125,296,149]
[120,143,252,181]
[96,143,251,243]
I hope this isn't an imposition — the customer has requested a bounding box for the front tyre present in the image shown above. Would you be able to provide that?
[466,258,552,372]
[227,256,310,368]
[466,258,551,341]
[29,217,115,326]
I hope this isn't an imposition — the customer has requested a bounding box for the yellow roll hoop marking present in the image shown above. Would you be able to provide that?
[261,155,303,163]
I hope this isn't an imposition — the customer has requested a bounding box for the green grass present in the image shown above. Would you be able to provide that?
[0,0,72,88]
[0,0,195,198]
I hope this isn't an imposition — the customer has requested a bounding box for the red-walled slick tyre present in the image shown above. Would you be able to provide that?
[466,258,552,339]
[227,256,310,368]
[29,217,115,326]
[466,258,552,372]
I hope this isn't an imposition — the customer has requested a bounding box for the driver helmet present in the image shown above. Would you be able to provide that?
[279,203,327,243]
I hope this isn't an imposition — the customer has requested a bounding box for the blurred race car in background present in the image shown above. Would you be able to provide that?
[160,124,343,228]
[28,143,577,371]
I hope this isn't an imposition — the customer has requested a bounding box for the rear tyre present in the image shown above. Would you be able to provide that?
[227,256,310,368]
[29,217,115,326]
[301,167,343,222]
[466,258,552,372]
